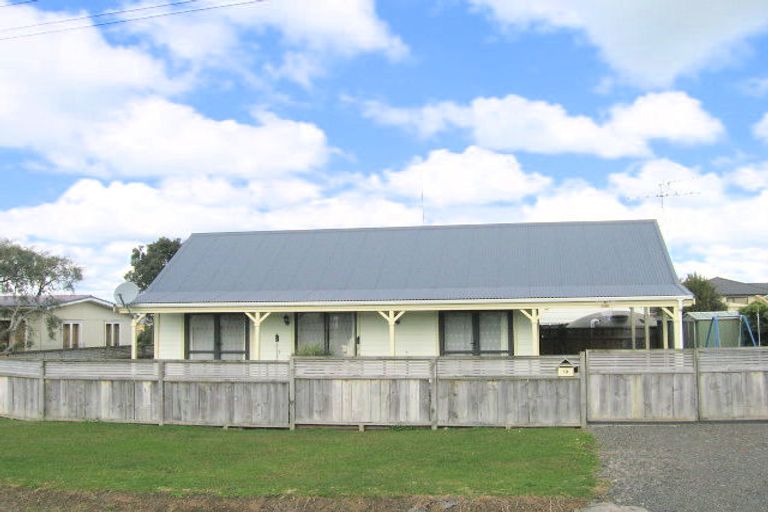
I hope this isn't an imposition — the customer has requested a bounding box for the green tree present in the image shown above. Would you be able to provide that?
[124,237,182,291]
[0,239,83,353]
[681,273,727,312]
[739,301,768,345]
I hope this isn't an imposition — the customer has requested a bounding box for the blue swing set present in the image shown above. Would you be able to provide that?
[704,314,757,347]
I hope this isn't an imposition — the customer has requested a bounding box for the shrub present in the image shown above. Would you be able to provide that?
[295,343,330,356]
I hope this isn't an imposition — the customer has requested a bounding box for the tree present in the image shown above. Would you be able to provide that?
[0,239,83,353]
[681,273,726,312]
[739,301,768,346]
[124,237,182,291]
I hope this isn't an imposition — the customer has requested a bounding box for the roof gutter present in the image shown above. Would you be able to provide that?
[122,294,695,313]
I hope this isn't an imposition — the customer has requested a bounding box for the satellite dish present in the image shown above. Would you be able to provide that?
[114,282,140,307]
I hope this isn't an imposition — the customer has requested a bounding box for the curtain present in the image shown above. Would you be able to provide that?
[444,312,473,352]
[189,314,215,353]
[297,313,325,351]
[328,313,354,356]
[478,312,504,352]
[220,314,246,354]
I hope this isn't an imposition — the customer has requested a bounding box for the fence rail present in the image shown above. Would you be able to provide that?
[2,348,768,428]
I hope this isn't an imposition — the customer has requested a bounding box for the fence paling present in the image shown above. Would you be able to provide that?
[3,349,768,427]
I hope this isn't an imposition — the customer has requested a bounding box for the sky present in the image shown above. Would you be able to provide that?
[0,0,767,299]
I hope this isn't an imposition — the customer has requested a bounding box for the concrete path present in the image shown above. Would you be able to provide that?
[591,423,768,512]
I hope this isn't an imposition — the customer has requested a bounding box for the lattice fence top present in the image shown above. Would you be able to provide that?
[698,347,768,372]
[164,361,290,381]
[437,356,579,378]
[44,361,159,380]
[587,350,694,374]
[294,358,433,379]
[0,359,40,377]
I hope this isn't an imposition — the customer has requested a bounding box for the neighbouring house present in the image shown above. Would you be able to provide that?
[0,295,130,352]
[709,277,768,312]
[123,220,693,360]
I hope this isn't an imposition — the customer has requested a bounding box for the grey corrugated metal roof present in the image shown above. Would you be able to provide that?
[135,220,692,304]
[709,277,768,297]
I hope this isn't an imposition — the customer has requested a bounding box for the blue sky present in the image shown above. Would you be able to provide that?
[0,0,767,297]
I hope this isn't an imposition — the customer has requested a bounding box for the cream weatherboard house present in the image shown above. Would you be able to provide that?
[124,220,693,360]
[0,295,130,351]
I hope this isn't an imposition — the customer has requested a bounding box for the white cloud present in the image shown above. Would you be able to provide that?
[361,92,723,158]
[469,0,768,87]
[753,113,768,142]
[4,152,767,298]
[121,0,407,85]
[727,162,768,190]
[370,146,551,206]
[0,5,331,180]
[0,5,176,155]
[68,98,329,178]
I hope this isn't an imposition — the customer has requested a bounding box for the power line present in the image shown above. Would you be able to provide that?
[0,0,261,42]
[0,0,38,8]
[0,0,200,34]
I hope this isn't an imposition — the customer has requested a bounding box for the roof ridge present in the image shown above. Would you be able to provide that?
[188,219,658,237]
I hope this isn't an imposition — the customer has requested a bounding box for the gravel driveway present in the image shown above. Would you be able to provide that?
[592,423,768,512]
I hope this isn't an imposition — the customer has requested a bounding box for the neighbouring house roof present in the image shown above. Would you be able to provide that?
[0,295,113,309]
[134,220,691,305]
[709,277,768,297]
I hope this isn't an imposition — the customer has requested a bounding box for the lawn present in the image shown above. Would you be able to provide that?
[0,419,597,498]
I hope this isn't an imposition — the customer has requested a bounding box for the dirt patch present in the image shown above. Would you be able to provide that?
[0,486,587,512]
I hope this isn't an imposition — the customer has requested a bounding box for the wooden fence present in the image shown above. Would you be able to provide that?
[585,348,768,422]
[2,348,768,428]
[0,360,290,427]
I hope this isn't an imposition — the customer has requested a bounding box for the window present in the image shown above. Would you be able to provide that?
[296,313,356,356]
[185,314,249,360]
[105,323,120,346]
[439,311,513,356]
[62,322,81,349]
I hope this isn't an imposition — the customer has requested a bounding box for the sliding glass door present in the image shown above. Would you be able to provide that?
[186,313,249,360]
[296,312,356,356]
[440,311,513,355]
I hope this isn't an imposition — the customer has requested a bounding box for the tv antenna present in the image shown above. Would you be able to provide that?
[638,180,699,209]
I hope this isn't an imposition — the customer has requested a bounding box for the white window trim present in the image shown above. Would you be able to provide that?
[61,321,83,349]
[105,321,121,347]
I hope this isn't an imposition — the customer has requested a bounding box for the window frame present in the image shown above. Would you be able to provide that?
[183,313,250,360]
[295,312,357,356]
[105,322,121,347]
[439,311,514,356]
[61,321,83,349]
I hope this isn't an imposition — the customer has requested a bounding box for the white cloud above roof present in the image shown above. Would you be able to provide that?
[360,92,724,158]
[468,0,768,87]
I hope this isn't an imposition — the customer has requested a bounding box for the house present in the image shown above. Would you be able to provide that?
[0,295,131,352]
[709,277,768,312]
[123,220,693,360]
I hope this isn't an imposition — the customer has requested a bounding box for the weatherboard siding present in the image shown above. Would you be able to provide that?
[513,311,534,356]
[24,302,130,351]
[157,313,184,359]
[155,310,529,359]
[257,314,294,361]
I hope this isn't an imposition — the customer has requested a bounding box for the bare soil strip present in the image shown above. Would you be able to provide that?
[0,486,586,512]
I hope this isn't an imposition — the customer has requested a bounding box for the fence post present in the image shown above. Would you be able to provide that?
[38,360,46,420]
[430,358,438,430]
[579,351,588,427]
[288,357,296,430]
[157,361,165,426]
[693,348,702,421]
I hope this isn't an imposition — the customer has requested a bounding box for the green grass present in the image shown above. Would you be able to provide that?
[0,419,597,498]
